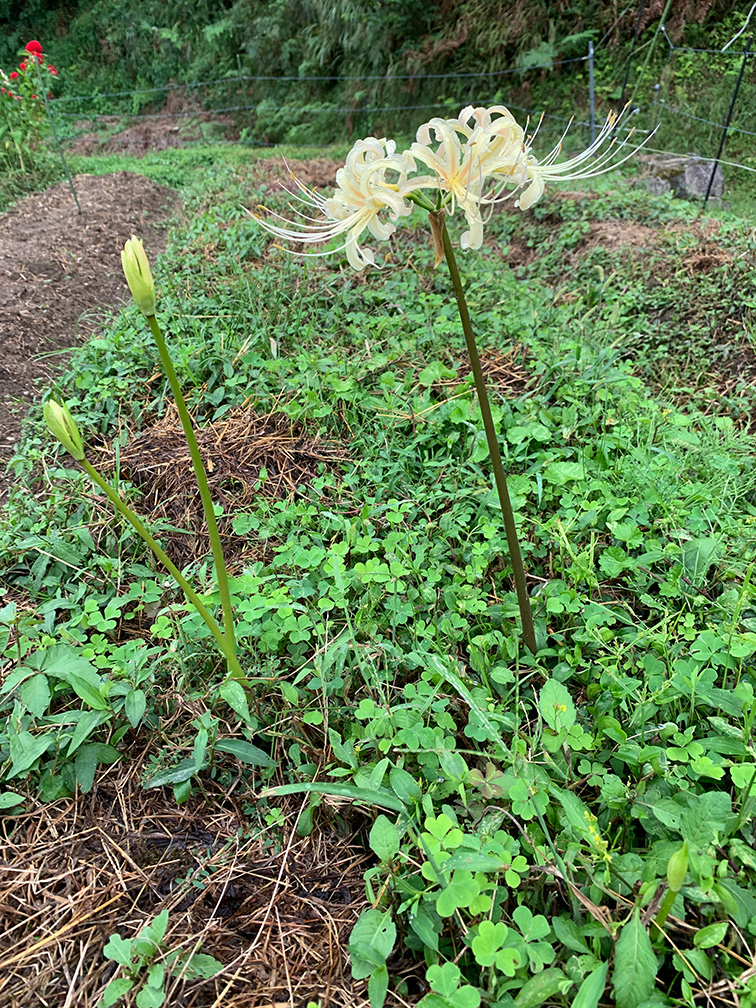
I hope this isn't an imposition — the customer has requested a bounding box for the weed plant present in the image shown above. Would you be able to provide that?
[2,143,756,1006]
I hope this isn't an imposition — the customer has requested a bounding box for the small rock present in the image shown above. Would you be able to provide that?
[639,154,724,201]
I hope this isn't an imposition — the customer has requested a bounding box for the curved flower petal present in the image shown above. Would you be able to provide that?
[251,137,414,269]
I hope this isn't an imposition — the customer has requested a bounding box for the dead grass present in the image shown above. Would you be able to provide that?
[0,758,405,1008]
[93,406,349,570]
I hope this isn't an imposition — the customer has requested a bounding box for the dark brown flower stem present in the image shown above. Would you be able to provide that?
[440,218,537,655]
[146,313,242,679]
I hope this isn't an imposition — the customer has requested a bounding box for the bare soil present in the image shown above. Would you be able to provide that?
[0,171,179,499]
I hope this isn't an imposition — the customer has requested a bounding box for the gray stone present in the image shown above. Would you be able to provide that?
[643,176,671,196]
[639,154,724,201]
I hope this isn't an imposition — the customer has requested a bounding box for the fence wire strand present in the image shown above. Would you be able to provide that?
[52,55,589,106]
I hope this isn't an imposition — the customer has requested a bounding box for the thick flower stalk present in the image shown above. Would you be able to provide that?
[252,105,647,654]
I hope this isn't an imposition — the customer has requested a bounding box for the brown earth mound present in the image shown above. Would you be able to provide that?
[0,171,179,500]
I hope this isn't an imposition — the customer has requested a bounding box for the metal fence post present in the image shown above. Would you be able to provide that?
[588,41,596,143]
[704,35,752,205]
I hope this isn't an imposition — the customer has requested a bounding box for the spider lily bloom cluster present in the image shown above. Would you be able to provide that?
[252,104,646,267]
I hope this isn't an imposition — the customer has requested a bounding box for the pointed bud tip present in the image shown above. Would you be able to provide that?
[43,400,86,460]
[121,236,156,316]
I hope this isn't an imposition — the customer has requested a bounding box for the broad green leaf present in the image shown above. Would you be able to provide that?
[544,461,583,485]
[694,921,728,949]
[513,967,566,1008]
[538,679,575,732]
[35,643,98,679]
[19,674,50,717]
[144,909,169,944]
[103,933,135,966]
[74,745,100,793]
[680,793,734,854]
[182,952,223,979]
[101,977,134,1006]
[7,730,55,778]
[218,680,253,723]
[60,672,110,711]
[349,908,396,980]
[135,984,165,1008]
[192,728,209,768]
[0,792,24,809]
[389,765,421,804]
[144,758,201,789]
[124,689,147,728]
[612,910,657,1008]
[681,536,719,582]
[572,961,608,1008]
[214,738,274,767]
[262,781,404,812]
[369,815,400,860]
[145,963,165,988]
[714,879,756,927]
[368,963,389,1008]
[551,914,590,954]
[550,784,609,858]
[173,780,193,805]
[410,905,439,951]
[67,710,111,756]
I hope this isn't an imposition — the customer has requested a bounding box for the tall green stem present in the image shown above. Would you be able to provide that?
[79,459,249,688]
[146,314,239,669]
[440,219,537,655]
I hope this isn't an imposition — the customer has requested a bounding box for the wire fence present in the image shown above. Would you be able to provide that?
[44,16,755,198]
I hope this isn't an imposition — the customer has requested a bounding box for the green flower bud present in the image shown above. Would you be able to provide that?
[666,841,688,893]
[43,400,85,460]
[121,235,155,316]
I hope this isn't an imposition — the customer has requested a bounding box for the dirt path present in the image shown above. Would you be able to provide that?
[0,171,179,500]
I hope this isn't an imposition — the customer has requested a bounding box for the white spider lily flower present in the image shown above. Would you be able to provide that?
[505,108,650,210]
[407,105,527,250]
[252,138,414,270]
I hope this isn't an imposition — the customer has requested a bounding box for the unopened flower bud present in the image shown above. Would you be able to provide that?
[43,400,85,460]
[121,236,155,316]
[666,841,688,893]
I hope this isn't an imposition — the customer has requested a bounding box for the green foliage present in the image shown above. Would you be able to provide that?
[612,911,658,1008]
[1,0,752,159]
[100,910,222,1007]
[3,143,756,1004]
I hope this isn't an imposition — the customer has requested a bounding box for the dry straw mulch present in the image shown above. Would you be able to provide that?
[0,767,389,1008]
[97,406,349,570]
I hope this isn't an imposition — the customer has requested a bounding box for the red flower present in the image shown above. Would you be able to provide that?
[47,91,52,98]
[47,65,57,75]
[31,93,37,99]
[19,61,26,70]
[9,71,18,79]
[25,41,43,55]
